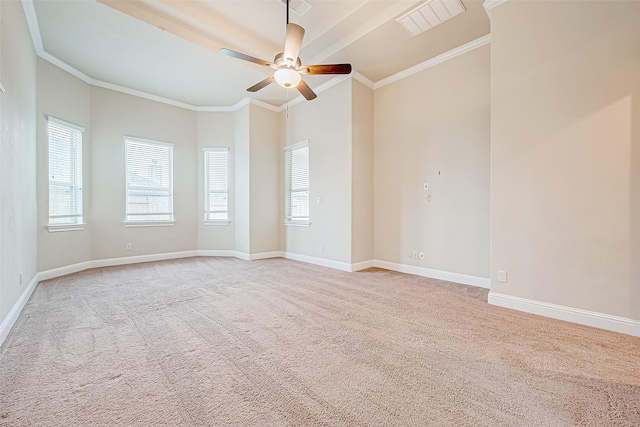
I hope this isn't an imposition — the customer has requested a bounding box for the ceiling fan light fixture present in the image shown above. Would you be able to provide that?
[274,68,302,89]
[219,0,350,101]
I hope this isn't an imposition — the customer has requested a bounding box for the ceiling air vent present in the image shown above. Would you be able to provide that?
[280,0,312,17]
[396,0,465,37]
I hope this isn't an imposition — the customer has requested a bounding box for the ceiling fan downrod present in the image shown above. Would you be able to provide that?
[218,0,351,101]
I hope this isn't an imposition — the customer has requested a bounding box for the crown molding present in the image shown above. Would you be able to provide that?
[22,0,43,52]
[304,0,423,66]
[21,0,349,113]
[38,51,201,111]
[23,0,204,111]
[212,97,282,113]
[483,0,509,18]
[39,51,92,84]
[195,105,236,112]
[351,71,375,90]
[248,98,282,113]
[21,0,490,114]
[374,34,491,90]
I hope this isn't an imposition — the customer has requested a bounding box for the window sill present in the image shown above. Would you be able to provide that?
[47,223,86,233]
[204,220,230,226]
[284,220,311,228]
[124,221,175,228]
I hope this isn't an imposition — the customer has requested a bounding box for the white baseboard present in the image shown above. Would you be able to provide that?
[351,260,374,272]
[282,253,374,272]
[234,252,251,261]
[38,251,200,281]
[91,250,200,269]
[283,252,354,272]
[249,251,284,261]
[37,250,343,284]
[38,260,94,281]
[7,252,637,347]
[196,250,284,261]
[1,251,486,347]
[196,250,237,257]
[489,292,640,337]
[372,260,490,289]
[0,274,39,347]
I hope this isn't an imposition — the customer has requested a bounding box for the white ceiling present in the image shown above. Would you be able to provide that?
[31,0,490,108]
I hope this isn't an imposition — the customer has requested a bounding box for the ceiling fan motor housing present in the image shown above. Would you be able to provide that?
[218,1,350,101]
[274,53,302,70]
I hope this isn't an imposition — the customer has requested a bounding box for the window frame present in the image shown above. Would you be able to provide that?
[203,147,230,226]
[124,136,175,226]
[284,140,311,227]
[47,116,85,232]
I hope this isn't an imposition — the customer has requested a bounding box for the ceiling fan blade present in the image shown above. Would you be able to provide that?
[247,75,275,92]
[220,48,273,67]
[297,79,317,101]
[301,64,352,75]
[284,23,305,64]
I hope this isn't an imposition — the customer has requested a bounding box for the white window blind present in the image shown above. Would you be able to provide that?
[48,117,83,225]
[285,141,309,222]
[125,137,174,222]
[204,148,229,221]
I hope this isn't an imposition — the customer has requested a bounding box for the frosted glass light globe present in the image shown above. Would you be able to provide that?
[274,68,302,89]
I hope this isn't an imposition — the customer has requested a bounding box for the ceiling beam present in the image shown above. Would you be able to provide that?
[97,0,278,61]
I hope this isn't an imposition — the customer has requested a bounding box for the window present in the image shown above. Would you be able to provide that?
[284,140,310,225]
[48,117,84,228]
[204,148,229,223]
[125,137,173,222]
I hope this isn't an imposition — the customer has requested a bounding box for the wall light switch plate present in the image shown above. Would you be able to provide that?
[497,270,507,283]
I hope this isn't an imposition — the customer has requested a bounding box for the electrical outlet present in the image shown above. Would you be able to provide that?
[419,252,424,260]
[497,270,508,283]
[126,243,132,251]
[320,244,324,252]
[412,250,418,259]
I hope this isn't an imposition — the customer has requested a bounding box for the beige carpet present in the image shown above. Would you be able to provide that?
[1,257,638,426]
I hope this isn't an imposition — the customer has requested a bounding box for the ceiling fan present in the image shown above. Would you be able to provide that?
[219,0,352,101]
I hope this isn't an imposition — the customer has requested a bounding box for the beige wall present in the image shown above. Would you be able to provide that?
[0,1,38,321]
[374,45,491,278]
[282,80,353,264]
[197,111,235,251]
[90,87,198,260]
[490,1,640,320]
[4,0,638,339]
[234,105,251,255]
[351,80,374,264]
[36,59,93,271]
[249,105,280,254]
